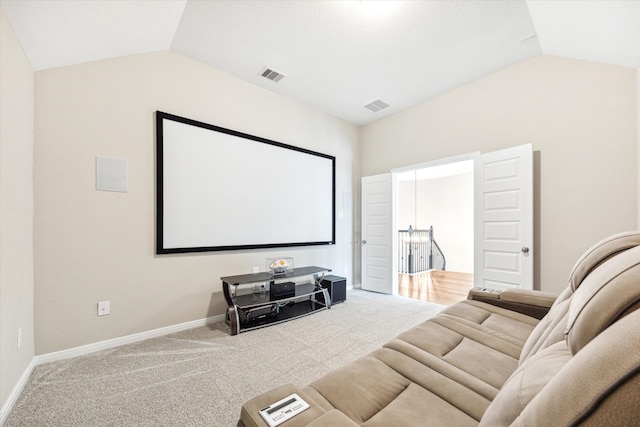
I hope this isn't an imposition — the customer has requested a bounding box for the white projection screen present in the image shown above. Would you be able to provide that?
[156,112,335,254]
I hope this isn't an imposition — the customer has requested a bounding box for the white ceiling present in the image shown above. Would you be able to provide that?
[2,0,639,126]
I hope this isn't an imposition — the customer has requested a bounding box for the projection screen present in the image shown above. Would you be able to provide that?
[156,111,335,254]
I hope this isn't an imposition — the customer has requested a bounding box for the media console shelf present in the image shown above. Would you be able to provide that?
[222,266,332,335]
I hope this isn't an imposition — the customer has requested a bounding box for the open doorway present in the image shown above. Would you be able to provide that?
[395,159,474,305]
[360,145,532,297]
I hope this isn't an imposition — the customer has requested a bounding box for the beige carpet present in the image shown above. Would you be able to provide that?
[5,290,445,427]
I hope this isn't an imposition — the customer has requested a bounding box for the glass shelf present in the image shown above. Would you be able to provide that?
[234,283,320,308]
[222,266,332,335]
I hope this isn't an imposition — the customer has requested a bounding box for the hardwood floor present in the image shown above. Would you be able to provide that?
[398,270,474,306]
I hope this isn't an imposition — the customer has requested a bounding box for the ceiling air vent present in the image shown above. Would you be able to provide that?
[364,99,390,112]
[260,67,286,83]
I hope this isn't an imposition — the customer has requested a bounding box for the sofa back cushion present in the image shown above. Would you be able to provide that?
[478,341,571,427]
[511,308,640,426]
[568,231,640,291]
[483,241,640,426]
[481,309,640,426]
[519,231,640,364]
[565,244,640,354]
[518,289,571,363]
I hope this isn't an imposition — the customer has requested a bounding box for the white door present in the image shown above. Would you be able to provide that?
[361,174,394,294]
[474,144,533,290]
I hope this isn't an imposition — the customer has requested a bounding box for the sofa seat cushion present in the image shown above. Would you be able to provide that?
[307,354,411,423]
[439,300,538,346]
[360,383,477,427]
[409,299,539,364]
[306,409,359,427]
[383,339,501,401]
[430,316,524,359]
[309,348,487,426]
[390,320,520,389]
[371,347,492,420]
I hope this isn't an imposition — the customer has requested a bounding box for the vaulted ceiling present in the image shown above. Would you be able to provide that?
[2,0,639,126]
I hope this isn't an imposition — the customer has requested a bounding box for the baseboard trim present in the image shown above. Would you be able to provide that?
[0,357,37,426]
[37,313,226,365]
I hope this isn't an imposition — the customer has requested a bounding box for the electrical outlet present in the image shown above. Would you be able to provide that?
[98,301,110,316]
[252,266,259,274]
[17,328,22,350]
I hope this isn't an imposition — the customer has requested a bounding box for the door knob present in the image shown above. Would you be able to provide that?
[521,246,530,253]
[362,240,367,244]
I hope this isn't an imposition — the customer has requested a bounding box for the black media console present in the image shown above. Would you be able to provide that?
[222,266,332,335]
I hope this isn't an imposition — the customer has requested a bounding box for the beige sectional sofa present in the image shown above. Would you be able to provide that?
[239,232,640,426]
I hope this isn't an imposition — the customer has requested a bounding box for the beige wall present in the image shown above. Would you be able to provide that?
[637,65,640,229]
[34,51,359,354]
[0,6,35,412]
[361,55,637,294]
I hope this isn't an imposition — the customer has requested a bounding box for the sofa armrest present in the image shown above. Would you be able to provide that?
[239,384,331,427]
[467,287,558,320]
[500,289,557,307]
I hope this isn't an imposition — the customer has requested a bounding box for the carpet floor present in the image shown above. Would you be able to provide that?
[5,289,445,427]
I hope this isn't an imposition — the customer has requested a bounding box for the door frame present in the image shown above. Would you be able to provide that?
[391,152,479,293]
[366,146,534,295]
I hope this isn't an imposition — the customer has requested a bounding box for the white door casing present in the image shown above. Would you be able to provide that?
[474,143,533,290]
[361,174,394,294]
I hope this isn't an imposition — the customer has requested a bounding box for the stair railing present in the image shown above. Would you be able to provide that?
[398,225,446,274]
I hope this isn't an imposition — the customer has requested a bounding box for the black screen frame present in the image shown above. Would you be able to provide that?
[156,111,336,254]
